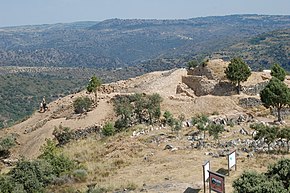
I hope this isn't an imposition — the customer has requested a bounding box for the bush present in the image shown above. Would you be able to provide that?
[191,114,209,126]
[0,139,80,193]
[266,158,290,190]
[53,125,73,146]
[0,135,16,158]
[9,159,54,193]
[208,123,224,141]
[72,169,88,182]
[86,186,108,193]
[0,175,26,193]
[102,122,115,136]
[163,111,174,126]
[172,119,182,132]
[233,159,290,193]
[114,118,128,132]
[73,96,92,114]
[233,171,286,193]
[39,139,76,177]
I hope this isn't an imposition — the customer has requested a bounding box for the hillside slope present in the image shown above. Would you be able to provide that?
[1,67,273,160]
[221,28,290,70]
[1,67,290,192]
[1,15,290,68]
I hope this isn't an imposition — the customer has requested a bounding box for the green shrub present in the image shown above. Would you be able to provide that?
[102,122,115,136]
[163,111,174,126]
[233,171,286,193]
[0,175,26,193]
[73,96,92,114]
[172,119,182,133]
[266,158,290,190]
[191,114,209,126]
[72,169,88,182]
[86,186,108,193]
[227,120,235,127]
[9,159,54,193]
[52,125,73,146]
[0,134,16,158]
[114,118,128,132]
[0,139,82,193]
[39,139,76,177]
[208,123,224,141]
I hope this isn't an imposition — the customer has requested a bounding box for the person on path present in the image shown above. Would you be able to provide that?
[42,96,47,112]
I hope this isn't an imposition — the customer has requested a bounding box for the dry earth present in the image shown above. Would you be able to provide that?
[1,67,290,192]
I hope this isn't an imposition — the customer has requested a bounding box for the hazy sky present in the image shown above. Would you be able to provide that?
[1,0,290,27]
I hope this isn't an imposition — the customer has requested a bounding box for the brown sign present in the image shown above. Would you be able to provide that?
[209,171,225,193]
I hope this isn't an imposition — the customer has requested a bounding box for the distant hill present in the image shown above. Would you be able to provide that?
[0,14,290,68]
[218,28,290,70]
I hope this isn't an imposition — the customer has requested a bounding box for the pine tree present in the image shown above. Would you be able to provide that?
[271,63,286,81]
[260,77,290,122]
[225,57,251,94]
[86,76,101,105]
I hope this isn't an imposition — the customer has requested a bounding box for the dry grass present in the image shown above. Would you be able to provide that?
[2,67,290,192]
[61,124,290,193]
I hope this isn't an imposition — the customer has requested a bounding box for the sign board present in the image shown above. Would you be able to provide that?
[228,151,236,168]
[227,150,237,175]
[203,160,210,181]
[203,160,210,193]
[209,171,225,193]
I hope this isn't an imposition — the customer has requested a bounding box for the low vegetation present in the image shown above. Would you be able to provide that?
[250,123,290,153]
[73,96,93,114]
[191,114,225,141]
[113,93,162,131]
[0,134,16,159]
[233,158,290,193]
[0,139,80,193]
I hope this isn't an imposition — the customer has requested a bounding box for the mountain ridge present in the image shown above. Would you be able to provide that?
[1,14,290,68]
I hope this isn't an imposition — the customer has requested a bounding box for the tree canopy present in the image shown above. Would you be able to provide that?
[187,60,199,69]
[86,75,102,104]
[225,57,251,94]
[271,63,286,81]
[233,159,290,193]
[260,77,290,122]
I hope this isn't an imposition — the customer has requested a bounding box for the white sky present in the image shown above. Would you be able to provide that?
[0,0,290,27]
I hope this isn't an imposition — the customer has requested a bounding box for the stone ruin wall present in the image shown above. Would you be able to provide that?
[181,59,268,97]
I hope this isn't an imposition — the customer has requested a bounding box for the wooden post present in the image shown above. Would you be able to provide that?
[203,164,206,193]
[203,160,210,193]
[227,154,230,176]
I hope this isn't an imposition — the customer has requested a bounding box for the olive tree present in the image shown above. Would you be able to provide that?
[225,57,251,94]
[278,127,290,152]
[251,123,278,152]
